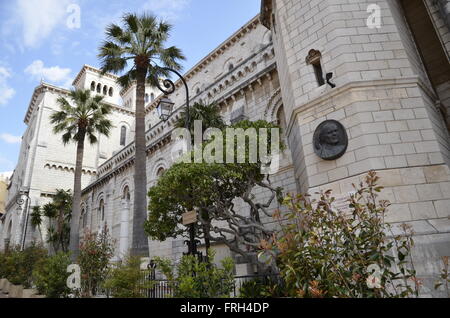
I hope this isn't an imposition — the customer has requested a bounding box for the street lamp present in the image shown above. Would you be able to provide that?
[154,67,199,258]
[155,67,190,130]
[156,96,175,122]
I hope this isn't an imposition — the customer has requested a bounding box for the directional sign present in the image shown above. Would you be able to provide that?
[182,211,197,225]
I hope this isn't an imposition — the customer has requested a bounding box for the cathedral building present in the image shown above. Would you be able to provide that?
[1,0,449,297]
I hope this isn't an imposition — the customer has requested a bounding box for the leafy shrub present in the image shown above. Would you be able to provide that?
[32,252,71,298]
[261,171,419,298]
[77,228,114,297]
[154,250,235,298]
[104,255,150,298]
[238,276,284,298]
[1,244,47,288]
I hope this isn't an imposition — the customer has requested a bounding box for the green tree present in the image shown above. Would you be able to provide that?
[31,206,44,244]
[50,89,112,259]
[98,12,185,256]
[145,120,284,268]
[33,189,72,253]
[176,101,226,134]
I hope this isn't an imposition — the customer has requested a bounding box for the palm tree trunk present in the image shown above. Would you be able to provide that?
[131,67,149,256]
[69,128,86,260]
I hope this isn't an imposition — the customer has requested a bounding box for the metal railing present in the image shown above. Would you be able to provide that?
[98,272,283,298]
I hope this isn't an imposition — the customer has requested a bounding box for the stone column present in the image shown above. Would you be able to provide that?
[119,199,130,259]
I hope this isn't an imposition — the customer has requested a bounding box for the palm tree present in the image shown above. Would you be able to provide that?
[50,89,112,259]
[176,102,226,135]
[98,13,185,256]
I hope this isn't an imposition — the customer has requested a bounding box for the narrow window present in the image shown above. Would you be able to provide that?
[123,186,130,201]
[99,199,105,222]
[96,83,101,93]
[150,93,155,102]
[108,87,113,97]
[276,105,287,141]
[306,49,325,86]
[120,126,127,146]
[156,167,165,178]
[145,94,149,103]
[90,81,95,91]
[103,86,107,95]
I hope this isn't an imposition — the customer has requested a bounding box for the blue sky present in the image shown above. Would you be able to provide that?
[0,0,261,175]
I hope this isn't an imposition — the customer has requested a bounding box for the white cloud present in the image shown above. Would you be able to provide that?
[24,60,72,87]
[0,66,16,106]
[16,0,71,48]
[0,133,22,144]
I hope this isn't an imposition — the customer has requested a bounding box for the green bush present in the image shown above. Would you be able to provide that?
[1,244,47,288]
[261,171,419,298]
[238,276,284,298]
[154,250,235,298]
[77,229,114,297]
[104,256,150,298]
[32,252,71,298]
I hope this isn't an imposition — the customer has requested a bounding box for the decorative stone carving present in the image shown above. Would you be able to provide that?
[313,120,348,160]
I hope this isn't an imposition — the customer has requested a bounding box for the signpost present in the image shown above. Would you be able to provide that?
[182,211,200,257]
[182,211,197,225]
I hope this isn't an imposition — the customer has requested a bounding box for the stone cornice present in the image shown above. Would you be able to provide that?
[285,75,439,137]
[72,64,119,87]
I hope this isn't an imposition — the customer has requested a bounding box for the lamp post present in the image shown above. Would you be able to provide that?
[155,67,199,258]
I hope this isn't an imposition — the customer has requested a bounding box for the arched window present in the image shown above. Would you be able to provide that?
[108,87,113,97]
[196,88,200,95]
[120,126,127,146]
[90,81,96,91]
[96,83,101,93]
[80,208,87,229]
[99,199,105,222]
[123,186,130,201]
[145,94,149,103]
[103,86,107,95]
[150,93,155,102]
[7,219,12,239]
[156,167,165,178]
[276,105,287,139]
[228,63,234,71]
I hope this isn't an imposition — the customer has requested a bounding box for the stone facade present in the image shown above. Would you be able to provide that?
[262,0,450,296]
[1,0,449,296]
